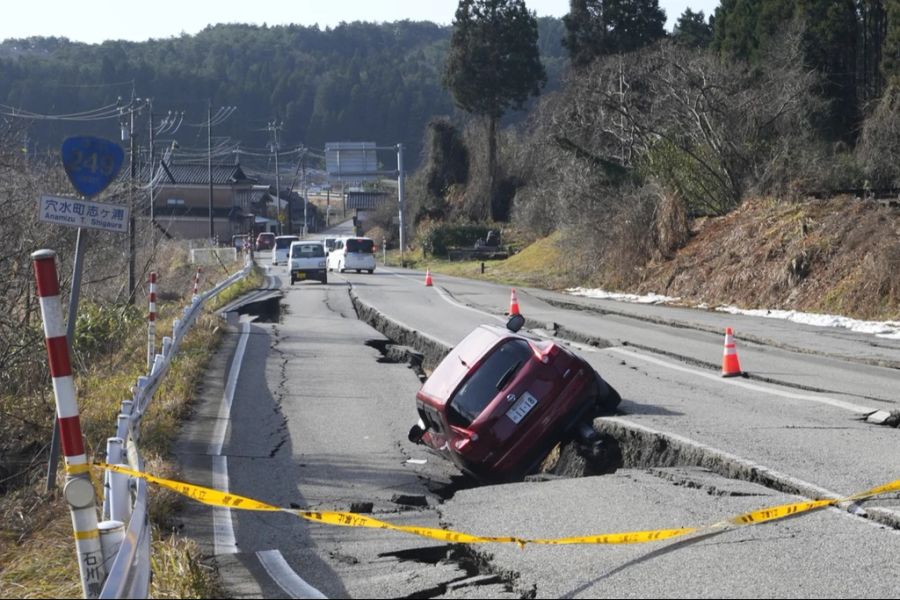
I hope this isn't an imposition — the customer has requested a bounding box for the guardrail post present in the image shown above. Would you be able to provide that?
[116,413,130,443]
[151,353,164,376]
[106,438,131,523]
[98,520,125,575]
[162,336,172,358]
[32,250,105,598]
[147,272,157,371]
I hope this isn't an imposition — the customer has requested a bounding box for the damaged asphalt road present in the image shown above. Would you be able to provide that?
[177,258,900,598]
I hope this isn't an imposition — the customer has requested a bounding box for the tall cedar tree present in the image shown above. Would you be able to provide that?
[859,0,887,100]
[883,0,900,84]
[562,0,667,68]
[673,9,713,48]
[712,0,859,143]
[443,0,546,220]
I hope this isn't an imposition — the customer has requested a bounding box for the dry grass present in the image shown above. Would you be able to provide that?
[393,231,573,290]
[634,196,900,320]
[0,247,256,598]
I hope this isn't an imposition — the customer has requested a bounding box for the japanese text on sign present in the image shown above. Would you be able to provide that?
[38,195,129,234]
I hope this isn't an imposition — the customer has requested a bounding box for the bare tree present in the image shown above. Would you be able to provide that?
[549,27,818,215]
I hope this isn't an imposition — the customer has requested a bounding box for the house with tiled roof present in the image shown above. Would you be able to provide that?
[150,163,275,240]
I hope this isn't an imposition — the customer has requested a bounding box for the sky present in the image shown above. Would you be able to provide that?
[2,1,722,45]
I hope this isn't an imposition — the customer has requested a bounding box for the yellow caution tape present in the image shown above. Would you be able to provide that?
[96,464,899,548]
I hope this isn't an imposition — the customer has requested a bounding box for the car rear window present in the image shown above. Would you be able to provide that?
[345,238,374,253]
[448,339,533,427]
[292,244,324,258]
[275,237,299,250]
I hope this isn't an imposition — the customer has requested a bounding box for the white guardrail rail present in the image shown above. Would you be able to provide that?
[98,259,252,599]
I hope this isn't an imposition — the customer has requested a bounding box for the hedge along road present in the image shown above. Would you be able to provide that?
[173,252,900,598]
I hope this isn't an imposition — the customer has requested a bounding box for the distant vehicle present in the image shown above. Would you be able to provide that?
[289,241,327,285]
[272,235,300,265]
[324,237,337,253]
[232,234,249,250]
[408,314,621,482]
[327,236,376,274]
[256,232,275,251]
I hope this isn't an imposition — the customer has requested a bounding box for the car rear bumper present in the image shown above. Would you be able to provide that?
[291,269,326,281]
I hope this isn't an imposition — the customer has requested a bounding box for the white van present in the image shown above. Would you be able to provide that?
[272,235,300,266]
[327,237,376,274]
[288,241,327,284]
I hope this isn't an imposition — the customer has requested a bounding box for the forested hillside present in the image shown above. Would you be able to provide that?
[0,18,567,164]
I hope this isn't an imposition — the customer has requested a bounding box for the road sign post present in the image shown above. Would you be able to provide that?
[43,137,125,501]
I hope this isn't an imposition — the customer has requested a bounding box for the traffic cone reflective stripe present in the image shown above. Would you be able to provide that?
[722,327,742,377]
[509,288,521,316]
[425,269,433,287]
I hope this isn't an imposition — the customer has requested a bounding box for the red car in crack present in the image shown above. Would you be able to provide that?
[408,315,621,482]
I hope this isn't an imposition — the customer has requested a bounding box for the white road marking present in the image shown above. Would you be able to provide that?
[257,550,328,599]
[381,265,503,321]
[608,347,875,414]
[212,455,237,555]
[210,321,251,456]
[208,319,327,598]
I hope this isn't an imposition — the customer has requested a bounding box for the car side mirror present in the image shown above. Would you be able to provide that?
[408,423,425,444]
[506,314,525,332]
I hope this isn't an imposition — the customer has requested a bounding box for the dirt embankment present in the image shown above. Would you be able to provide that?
[634,197,900,321]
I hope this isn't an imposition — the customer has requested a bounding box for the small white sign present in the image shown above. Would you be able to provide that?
[38,195,129,234]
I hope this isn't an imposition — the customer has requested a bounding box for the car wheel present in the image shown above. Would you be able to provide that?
[321,275,328,284]
[356,269,361,273]
[339,262,345,273]
[366,269,374,274]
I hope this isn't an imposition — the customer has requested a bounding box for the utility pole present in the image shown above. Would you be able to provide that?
[268,120,283,235]
[397,143,406,267]
[147,101,155,257]
[301,147,308,237]
[208,100,214,241]
[127,101,137,303]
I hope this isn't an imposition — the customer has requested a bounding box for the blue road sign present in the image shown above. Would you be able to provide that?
[61,136,124,198]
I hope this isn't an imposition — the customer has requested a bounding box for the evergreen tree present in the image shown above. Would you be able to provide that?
[882,0,900,83]
[562,0,667,67]
[859,0,887,100]
[443,0,546,220]
[713,0,860,142]
[562,0,607,68]
[673,9,713,48]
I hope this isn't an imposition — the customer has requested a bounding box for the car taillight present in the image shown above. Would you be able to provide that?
[532,342,560,364]
[451,426,479,452]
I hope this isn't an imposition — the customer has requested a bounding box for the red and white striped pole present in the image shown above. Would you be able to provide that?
[147,272,157,371]
[192,266,202,297]
[32,250,105,598]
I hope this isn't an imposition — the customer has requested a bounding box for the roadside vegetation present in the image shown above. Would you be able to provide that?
[0,135,262,597]
[370,1,900,323]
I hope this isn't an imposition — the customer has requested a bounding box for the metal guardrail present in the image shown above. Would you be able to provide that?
[97,259,252,599]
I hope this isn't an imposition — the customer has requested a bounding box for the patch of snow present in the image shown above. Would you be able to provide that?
[564,287,900,340]
[566,287,680,305]
[715,305,900,340]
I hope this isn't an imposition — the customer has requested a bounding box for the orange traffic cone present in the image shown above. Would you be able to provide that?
[722,327,743,377]
[508,288,521,316]
[424,269,433,287]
